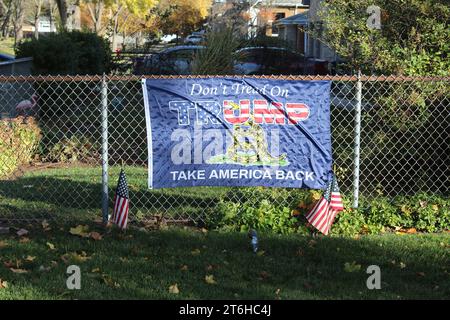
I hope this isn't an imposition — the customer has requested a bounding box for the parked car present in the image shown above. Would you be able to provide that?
[133,45,205,75]
[233,47,305,75]
[184,34,205,45]
[233,47,329,75]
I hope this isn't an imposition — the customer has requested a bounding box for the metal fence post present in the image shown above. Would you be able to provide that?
[101,74,109,223]
[352,70,362,208]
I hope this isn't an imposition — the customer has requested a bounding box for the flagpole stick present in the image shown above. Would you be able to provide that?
[352,70,362,209]
[101,73,109,225]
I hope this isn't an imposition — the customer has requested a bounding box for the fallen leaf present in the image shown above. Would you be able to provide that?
[180,265,188,271]
[406,228,417,234]
[291,209,300,216]
[431,204,439,212]
[417,272,425,277]
[41,220,51,231]
[19,237,30,243]
[256,250,265,256]
[69,225,90,237]
[205,275,216,285]
[399,262,406,269]
[296,248,304,256]
[259,271,270,280]
[200,228,208,234]
[91,268,101,273]
[61,251,91,264]
[25,256,36,262]
[46,242,56,250]
[16,229,28,237]
[344,262,362,273]
[89,232,102,241]
[0,279,8,289]
[0,240,9,249]
[169,283,180,294]
[102,274,120,288]
[191,249,201,256]
[10,268,28,274]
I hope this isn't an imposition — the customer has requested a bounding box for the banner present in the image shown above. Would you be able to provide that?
[142,78,332,189]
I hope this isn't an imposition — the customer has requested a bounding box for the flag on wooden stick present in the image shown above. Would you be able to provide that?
[305,174,344,235]
[111,169,129,229]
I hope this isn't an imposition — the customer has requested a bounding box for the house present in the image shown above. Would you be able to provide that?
[273,0,339,66]
[210,0,309,38]
[253,0,310,37]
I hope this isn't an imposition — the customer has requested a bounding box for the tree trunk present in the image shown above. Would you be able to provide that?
[55,0,67,30]
[34,0,42,39]
[87,1,104,34]
[1,0,12,39]
[12,0,25,46]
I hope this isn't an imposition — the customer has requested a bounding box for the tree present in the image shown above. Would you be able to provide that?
[31,0,43,38]
[108,0,156,51]
[312,0,450,75]
[54,0,68,29]
[157,0,211,38]
[11,0,24,45]
[0,0,13,38]
[83,0,106,34]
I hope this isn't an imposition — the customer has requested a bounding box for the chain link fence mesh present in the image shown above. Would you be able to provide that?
[0,75,448,224]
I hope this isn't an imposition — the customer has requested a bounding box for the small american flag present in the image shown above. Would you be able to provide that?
[305,174,344,235]
[111,169,129,229]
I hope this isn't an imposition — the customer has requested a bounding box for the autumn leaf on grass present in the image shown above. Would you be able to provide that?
[69,225,90,238]
[19,237,30,244]
[10,268,28,274]
[256,250,265,256]
[399,262,406,269]
[25,256,36,262]
[344,262,362,273]
[46,242,56,250]
[0,240,9,249]
[61,251,91,264]
[101,274,120,288]
[41,220,51,231]
[91,268,101,273]
[169,283,180,294]
[205,275,216,285]
[180,265,188,271]
[16,229,28,237]
[191,249,201,256]
[0,279,8,289]
[4,259,21,269]
[89,232,103,241]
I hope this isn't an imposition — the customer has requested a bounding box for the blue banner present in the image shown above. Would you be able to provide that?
[142,78,332,189]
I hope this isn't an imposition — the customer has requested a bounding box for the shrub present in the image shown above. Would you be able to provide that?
[0,117,41,178]
[43,135,100,164]
[16,31,112,75]
[207,188,450,236]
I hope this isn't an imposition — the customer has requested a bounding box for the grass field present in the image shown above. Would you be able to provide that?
[0,165,449,299]
[0,165,227,222]
[0,223,449,300]
[0,38,14,56]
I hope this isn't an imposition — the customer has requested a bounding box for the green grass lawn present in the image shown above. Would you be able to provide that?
[0,165,227,222]
[0,38,14,56]
[0,222,449,299]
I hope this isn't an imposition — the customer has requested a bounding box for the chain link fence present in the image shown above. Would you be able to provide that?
[0,75,448,223]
